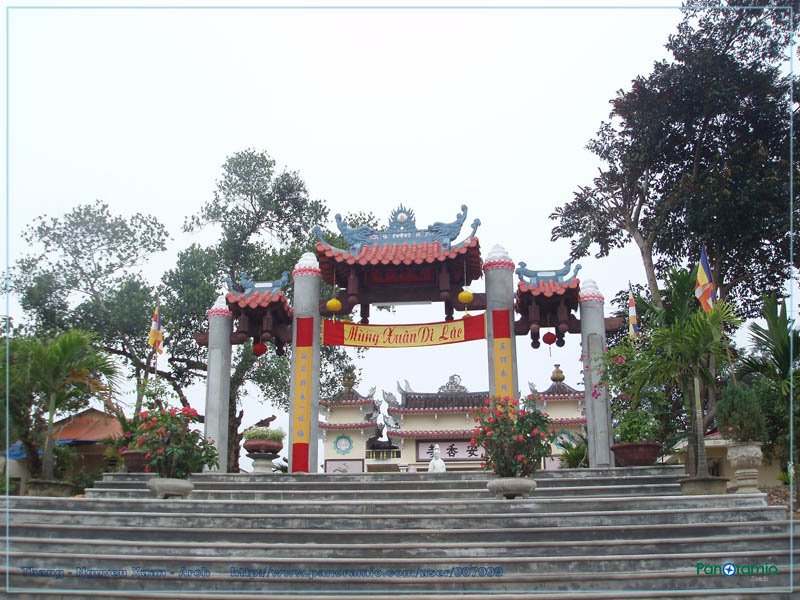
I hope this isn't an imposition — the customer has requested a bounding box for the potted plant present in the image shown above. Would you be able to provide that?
[610,407,663,466]
[469,396,557,499]
[131,403,218,498]
[242,426,285,454]
[717,382,767,493]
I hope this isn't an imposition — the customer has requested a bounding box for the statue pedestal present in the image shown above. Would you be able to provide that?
[247,452,280,473]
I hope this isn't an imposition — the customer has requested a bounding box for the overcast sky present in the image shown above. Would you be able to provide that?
[7,1,755,467]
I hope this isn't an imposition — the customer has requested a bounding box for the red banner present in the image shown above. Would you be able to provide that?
[323,314,486,348]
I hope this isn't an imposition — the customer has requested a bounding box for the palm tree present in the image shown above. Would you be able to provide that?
[24,330,118,480]
[738,294,800,499]
[632,300,740,478]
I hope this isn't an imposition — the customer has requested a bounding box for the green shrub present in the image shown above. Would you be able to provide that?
[717,383,766,443]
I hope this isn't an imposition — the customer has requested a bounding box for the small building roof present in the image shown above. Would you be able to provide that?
[226,290,293,315]
[52,407,122,442]
[517,278,580,298]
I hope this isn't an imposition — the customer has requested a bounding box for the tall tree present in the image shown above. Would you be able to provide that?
[13,201,169,407]
[164,149,358,471]
[550,1,798,316]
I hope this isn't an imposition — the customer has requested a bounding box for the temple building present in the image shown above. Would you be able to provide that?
[319,367,586,473]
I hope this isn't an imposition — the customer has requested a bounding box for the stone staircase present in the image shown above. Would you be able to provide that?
[4,465,797,599]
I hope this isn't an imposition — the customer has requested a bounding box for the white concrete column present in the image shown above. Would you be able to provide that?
[579,279,614,468]
[483,245,518,398]
[288,252,322,473]
[204,295,233,472]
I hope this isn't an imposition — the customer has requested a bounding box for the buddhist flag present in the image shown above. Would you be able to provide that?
[628,288,639,341]
[147,306,164,354]
[694,246,716,313]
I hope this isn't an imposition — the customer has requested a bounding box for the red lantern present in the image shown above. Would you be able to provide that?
[542,332,557,345]
[253,342,268,356]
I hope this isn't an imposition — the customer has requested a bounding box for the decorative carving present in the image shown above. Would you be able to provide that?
[335,214,378,253]
[318,205,480,255]
[438,374,468,394]
[426,204,468,247]
[516,259,582,286]
[236,271,290,296]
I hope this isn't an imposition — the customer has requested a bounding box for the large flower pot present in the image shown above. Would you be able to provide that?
[610,442,662,467]
[27,479,73,497]
[727,442,763,494]
[243,439,283,454]
[487,477,537,499]
[121,449,148,473]
[146,477,194,499]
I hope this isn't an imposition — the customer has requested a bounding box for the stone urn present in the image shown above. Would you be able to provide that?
[121,449,148,473]
[242,439,283,455]
[727,442,763,494]
[146,477,194,499]
[487,477,537,499]
[610,442,662,467]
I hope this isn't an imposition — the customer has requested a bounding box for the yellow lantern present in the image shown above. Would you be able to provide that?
[326,297,343,313]
[458,289,474,305]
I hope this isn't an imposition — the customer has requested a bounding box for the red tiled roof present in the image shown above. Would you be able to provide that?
[226,290,293,316]
[392,430,473,439]
[52,408,122,442]
[390,407,481,414]
[315,238,483,284]
[517,278,580,297]
[319,422,370,430]
[553,418,587,425]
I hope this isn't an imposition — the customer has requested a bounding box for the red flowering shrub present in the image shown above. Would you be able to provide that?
[123,403,218,478]
[469,396,557,478]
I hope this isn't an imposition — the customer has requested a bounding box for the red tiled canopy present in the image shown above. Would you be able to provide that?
[315,238,483,287]
[225,290,293,317]
[517,278,581,298]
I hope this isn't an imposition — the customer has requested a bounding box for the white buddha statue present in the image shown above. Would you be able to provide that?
[428,444,447,473]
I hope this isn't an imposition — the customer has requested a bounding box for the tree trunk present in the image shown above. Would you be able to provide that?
[41,392,58,480]
[693,376,710,478]
[685,393,697,477]
[631,233,662,308]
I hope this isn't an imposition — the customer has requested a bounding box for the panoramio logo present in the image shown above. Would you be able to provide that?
[696,562,779,577]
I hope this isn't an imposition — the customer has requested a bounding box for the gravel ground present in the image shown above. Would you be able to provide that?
[760,485,799,518]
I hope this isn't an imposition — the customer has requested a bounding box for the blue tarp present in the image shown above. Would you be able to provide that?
[5,439,72,460]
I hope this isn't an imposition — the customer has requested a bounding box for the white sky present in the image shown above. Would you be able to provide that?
[8,1,771,469]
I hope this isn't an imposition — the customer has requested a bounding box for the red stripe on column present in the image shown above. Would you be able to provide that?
[296,317,314,347]
[464,313,486,341]
[492,310,511,338]
[291,443,309,473]
[322,320,344,346]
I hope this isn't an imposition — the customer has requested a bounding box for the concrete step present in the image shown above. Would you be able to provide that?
[84,482,682,500]
[3,587,797,600]
[4,550,796,592]
[7,492,771,514]
[7,466,793,598]
[9,529,795,559]
[9,519,791,545]
[7,506,786,532]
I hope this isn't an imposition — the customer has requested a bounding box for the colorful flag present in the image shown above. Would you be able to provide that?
[694,246,716,313]
[628,289,639,341]
[147,306,164,354]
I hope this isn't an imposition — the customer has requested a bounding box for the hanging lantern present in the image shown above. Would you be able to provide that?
[542,332,557,345]
[457,288,474,306]
[253,341,268,356]
[326,297,343,313]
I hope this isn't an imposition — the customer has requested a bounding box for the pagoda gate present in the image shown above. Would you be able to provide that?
[199,205,623,472]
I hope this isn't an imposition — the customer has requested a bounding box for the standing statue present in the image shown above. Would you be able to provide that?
[365,390,401,449]
[428,445,447,473]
